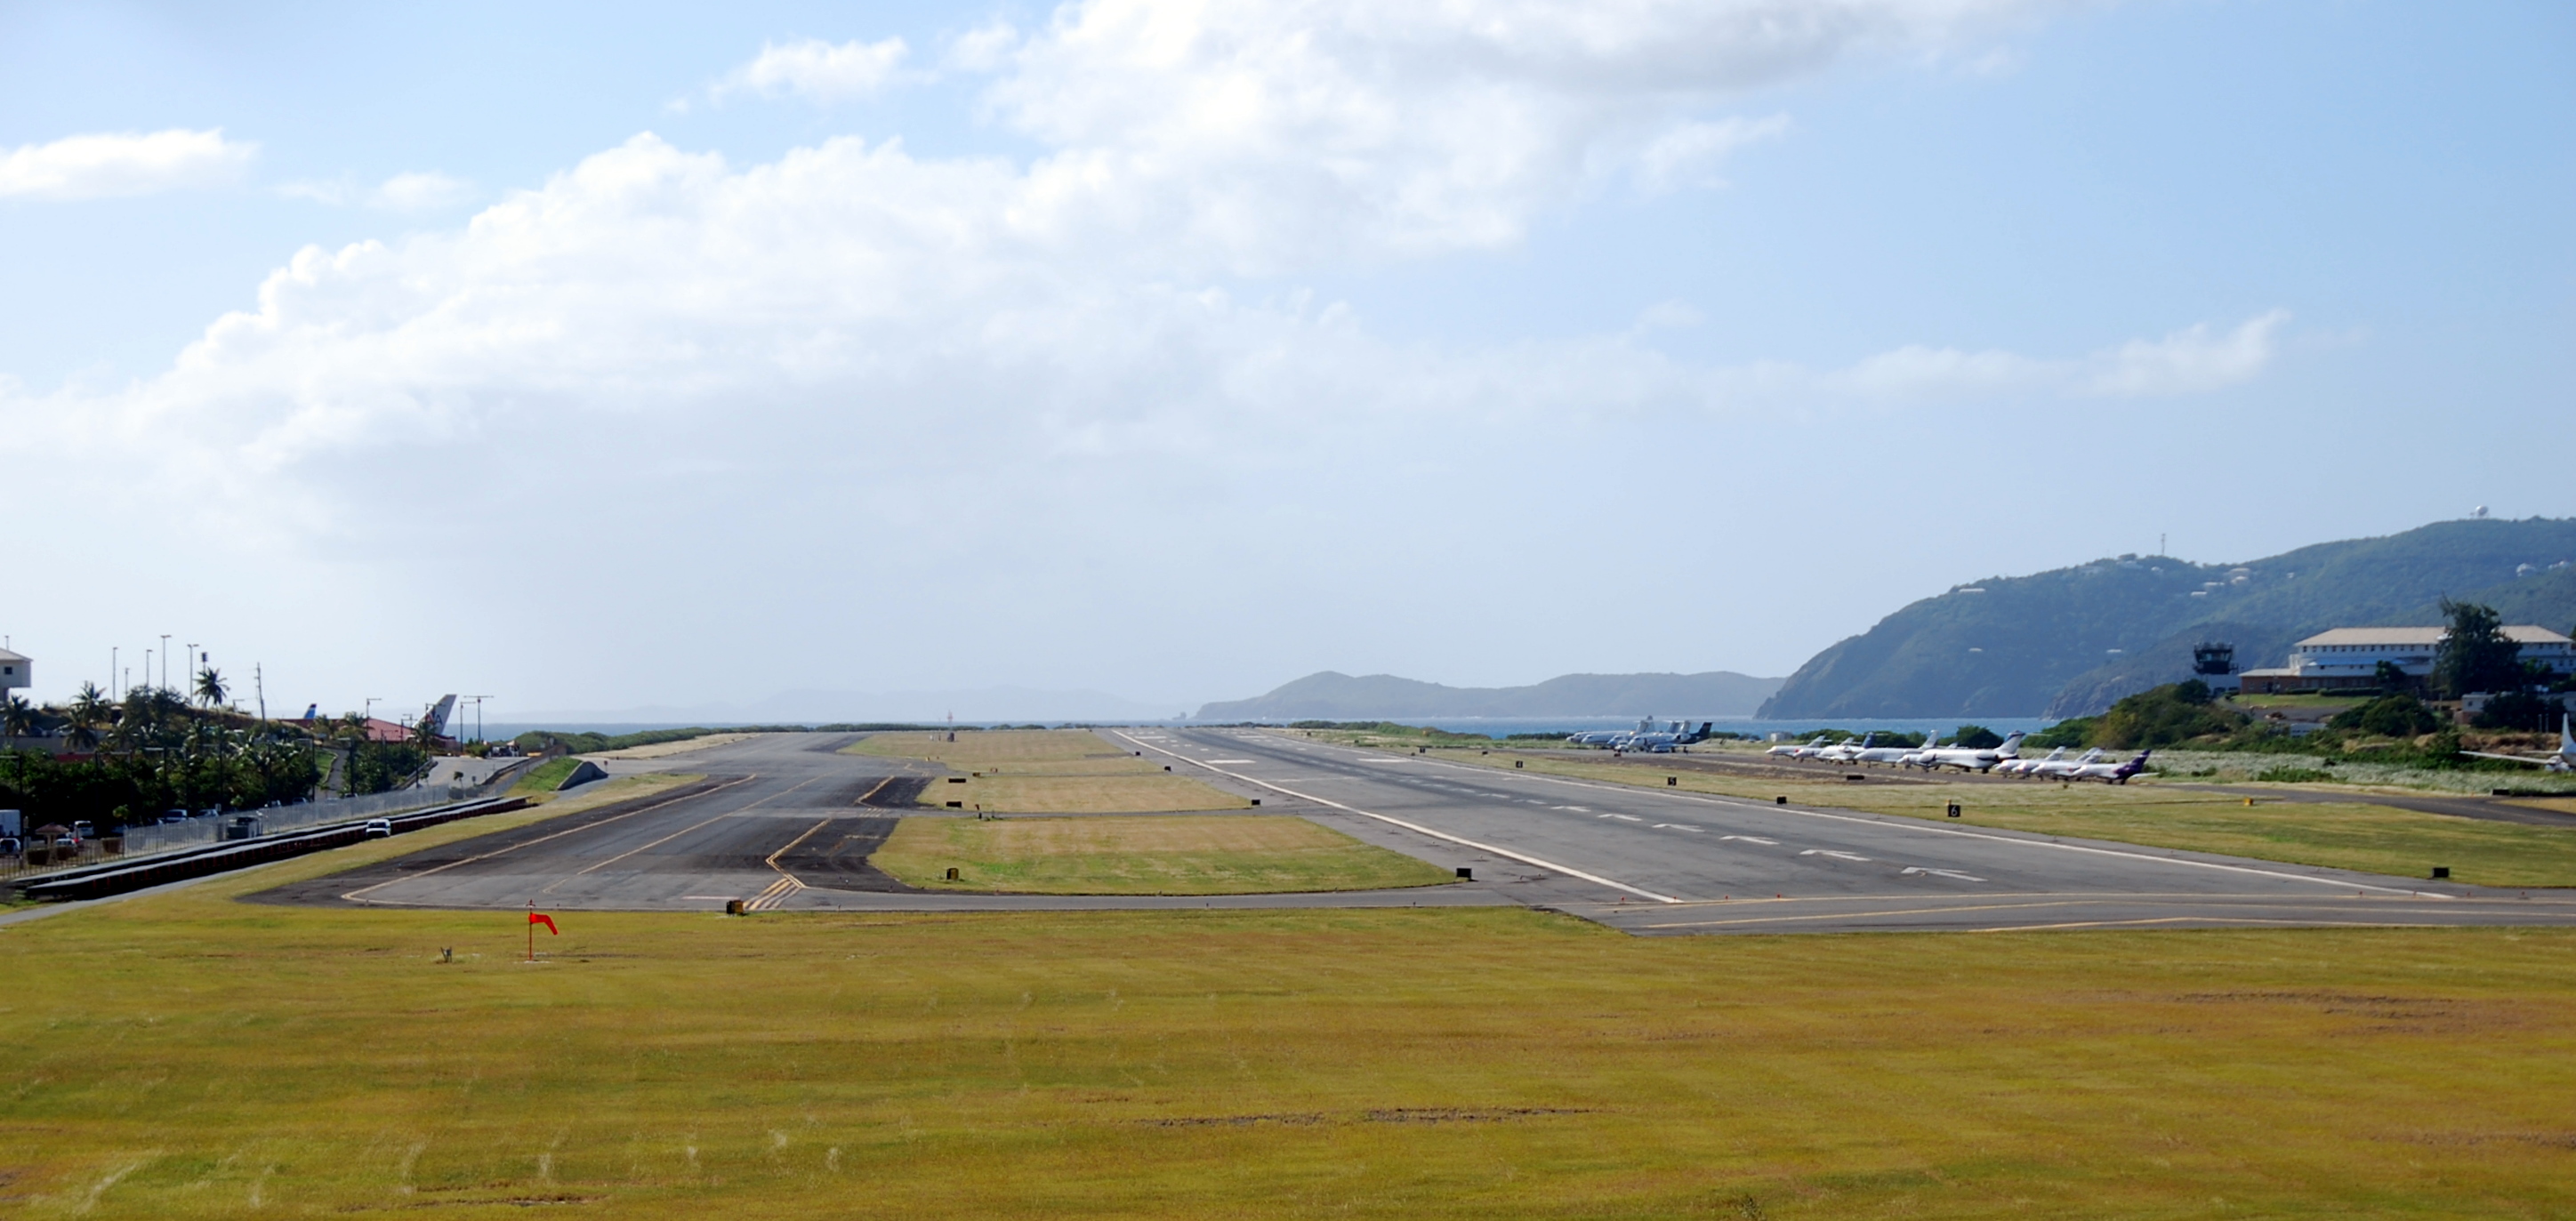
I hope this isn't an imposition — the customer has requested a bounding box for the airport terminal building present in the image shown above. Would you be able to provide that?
[2238,624,2576,694]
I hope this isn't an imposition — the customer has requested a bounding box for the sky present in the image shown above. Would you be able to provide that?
[2,0,2570,722]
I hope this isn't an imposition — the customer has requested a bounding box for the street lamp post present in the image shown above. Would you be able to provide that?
[158,634,170,691]
[185,643,199,703]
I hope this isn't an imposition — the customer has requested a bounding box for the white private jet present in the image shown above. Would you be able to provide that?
[1853,736,1922,766]
[2462,714,2576,774]
[2030,748,2105,780]
[1814,732,1876,764]
[1766,735,1830,759]
[1994,747,2065,777]
[2067,749,2153,783]
[1916,731,2027,774]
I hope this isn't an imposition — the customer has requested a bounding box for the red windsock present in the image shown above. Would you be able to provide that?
[528,912,559,936]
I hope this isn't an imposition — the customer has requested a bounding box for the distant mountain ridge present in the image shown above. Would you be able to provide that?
[1197,671,1784,720]
[1758,518,2576,720]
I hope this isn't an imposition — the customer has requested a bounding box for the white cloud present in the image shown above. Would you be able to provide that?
[1797,311,2289,403]
[371,171,479,212]
[712,36,914,103]
[2086,309,2288,397]
[946,20,1021,71]
[8,0,2282,709]
[0,128,255,199]
[278,170,479,212]
[1637,115,1791,191]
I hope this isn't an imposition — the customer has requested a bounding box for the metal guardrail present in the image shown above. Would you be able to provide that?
[14,796,527,903]
[114,757,539,856]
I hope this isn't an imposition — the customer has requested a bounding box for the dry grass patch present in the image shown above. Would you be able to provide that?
[1426,744,2576,888]
[873,814,1453,894]
[856,729,1249,813]
[2,861,2574,1218]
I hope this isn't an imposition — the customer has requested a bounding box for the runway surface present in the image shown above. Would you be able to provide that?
[248,728,2576,935]
[1115,728,2576,935]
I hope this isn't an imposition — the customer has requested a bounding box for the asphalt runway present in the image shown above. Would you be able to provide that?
[248,728,2576,935]
[250,732,1501,916]
[1115,728,2576,936]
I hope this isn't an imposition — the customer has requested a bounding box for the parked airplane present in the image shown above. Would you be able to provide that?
[1915,731,2027,773]
[1814,732,1875,764]
[1852,735,1923,766]
[2068,749,2153,783]
[1567,719,1656,747]
[1766,735,1830,759]
[2028,747,2105,779]
[1620,721,1717,753]
[1993,747,2064,777]
[2462,714,2576,774]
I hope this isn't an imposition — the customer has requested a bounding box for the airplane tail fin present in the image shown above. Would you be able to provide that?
[1996,731,2025,759]
[2562,713,2573,757]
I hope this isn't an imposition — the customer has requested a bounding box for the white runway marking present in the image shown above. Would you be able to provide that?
[1720,835,1780,845]
[1378,749,2445,898]
[1800,849,1872,863]
[1598,813,1643,822]
[1117,730,1681,904]
[1654,823,1703,832]
[1202,759,1257,764]
[1903,867,1988,882]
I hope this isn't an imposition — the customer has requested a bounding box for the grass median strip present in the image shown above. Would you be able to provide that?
[870,814,1454,894]
[3,869,2573,1217]
[849,728,1251,812]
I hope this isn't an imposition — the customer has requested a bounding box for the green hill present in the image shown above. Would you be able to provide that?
[1758,518,2576,719]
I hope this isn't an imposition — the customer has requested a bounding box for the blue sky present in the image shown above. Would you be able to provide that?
[2,0,2570,720]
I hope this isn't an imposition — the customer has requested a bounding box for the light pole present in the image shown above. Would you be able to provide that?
[158,634,170,691]
[110,647,117,698]
[185,642,199,703]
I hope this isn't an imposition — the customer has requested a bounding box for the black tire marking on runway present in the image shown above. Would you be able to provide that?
[769,816,918,893]
[857,776,930,808]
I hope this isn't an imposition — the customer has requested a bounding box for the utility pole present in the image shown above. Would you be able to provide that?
[254,663,267,721]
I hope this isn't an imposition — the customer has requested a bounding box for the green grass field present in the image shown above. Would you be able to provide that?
[1421,745,2576,888]
[3,834,2573,1218]
[871,815,1456,894]
[849,729,1250,813]
[507,756,584,796]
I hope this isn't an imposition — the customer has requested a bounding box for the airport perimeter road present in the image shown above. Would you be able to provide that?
[1115,728,2576,936]
[253,732,1503,915]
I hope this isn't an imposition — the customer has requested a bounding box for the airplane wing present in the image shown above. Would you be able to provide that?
[2459,750,2556,766]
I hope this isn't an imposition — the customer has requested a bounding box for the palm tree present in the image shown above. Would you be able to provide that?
[64,684,106,752]
[194,665,229,708]
[1,695,37,739]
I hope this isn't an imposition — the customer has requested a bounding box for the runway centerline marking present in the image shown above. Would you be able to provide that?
[1115,731,1682,904]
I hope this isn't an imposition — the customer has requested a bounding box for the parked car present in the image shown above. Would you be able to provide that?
[362,818,393,839]
[159,812,190,824]
[69,821,94,842]
[0,837,19,856]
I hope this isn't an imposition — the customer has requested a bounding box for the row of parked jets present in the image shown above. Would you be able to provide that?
[1763,730,2152,783]
[1569,712,2575,781]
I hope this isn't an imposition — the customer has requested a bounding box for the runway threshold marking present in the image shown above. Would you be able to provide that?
[338,775,758,904]
[1353,742,2447,899]
[1115,731,1682,904]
